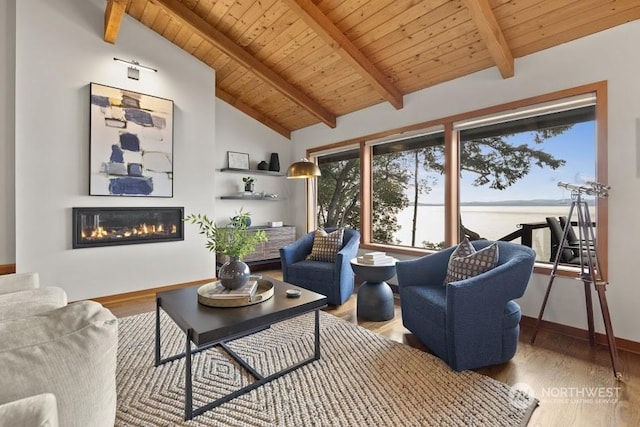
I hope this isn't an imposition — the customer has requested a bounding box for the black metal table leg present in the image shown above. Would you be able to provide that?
[155,297,161,366]
[185,329,193,420]
[315,309,321,359]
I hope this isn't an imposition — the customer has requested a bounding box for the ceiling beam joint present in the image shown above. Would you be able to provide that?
[152,0,336,128]
[282,0,403,110]
[462,0,514,79]
[104,0,129,44]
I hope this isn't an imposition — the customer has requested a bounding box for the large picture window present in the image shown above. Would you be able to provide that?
[370,128,445,249]
[307,83,607,272]
[457,100,596,263]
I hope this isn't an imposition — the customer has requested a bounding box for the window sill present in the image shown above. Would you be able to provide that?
[532,262,586,278]
[362,243,590,279]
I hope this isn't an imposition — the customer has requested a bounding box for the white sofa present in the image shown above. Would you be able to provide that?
[0,273,118,427]
[0,393,59,427]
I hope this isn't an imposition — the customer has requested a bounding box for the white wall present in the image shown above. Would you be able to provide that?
[0,0,16,265]
[214,99,292,227]
[291,20,640,342]
[14,0,218,300]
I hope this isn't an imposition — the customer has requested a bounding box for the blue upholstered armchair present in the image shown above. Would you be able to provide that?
[396,241,535,371]
[280,228,360,306]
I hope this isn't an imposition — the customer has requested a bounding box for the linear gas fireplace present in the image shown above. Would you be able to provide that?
[72,207,184,248]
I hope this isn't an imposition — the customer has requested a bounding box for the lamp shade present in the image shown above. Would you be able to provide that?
[286,159,321,179]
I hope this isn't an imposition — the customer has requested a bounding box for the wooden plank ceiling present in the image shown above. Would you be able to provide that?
[105,0,640,138]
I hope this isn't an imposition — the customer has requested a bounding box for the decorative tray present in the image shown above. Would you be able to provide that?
[197,279,274,308]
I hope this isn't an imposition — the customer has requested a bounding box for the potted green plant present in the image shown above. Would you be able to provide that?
[243,176,255,192]
[184,209,267,289]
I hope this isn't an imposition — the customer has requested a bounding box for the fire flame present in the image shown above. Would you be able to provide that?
[81,222,178,241]
[90,226,108,238]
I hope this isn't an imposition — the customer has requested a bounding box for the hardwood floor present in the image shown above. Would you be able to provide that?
[103,270,640,427]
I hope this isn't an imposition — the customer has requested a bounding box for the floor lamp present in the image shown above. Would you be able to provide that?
[286,159,321,231]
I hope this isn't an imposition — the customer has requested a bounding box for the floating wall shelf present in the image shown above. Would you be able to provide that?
[219,195,282,201]
[219,168,284,177]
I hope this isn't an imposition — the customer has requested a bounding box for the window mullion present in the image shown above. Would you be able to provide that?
[361,142,372,245]
[445,122,459,247]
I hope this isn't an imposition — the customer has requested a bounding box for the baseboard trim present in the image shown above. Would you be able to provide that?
[0,264,16,275]
[520,315,640,355]
[90,277,215,305]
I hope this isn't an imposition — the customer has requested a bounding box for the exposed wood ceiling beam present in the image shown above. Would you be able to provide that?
[152,0,336,129]
[281,0,404,110]
[216,88,291,139]
[104,0,129,44]
[462,0,514,79]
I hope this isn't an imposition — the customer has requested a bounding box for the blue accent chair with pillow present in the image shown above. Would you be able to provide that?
[396,240,535,371]
[280,228,360,306]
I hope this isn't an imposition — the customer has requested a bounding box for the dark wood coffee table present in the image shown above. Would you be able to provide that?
[155,276,326,420]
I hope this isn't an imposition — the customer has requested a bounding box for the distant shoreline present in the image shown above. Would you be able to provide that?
[419,199,596,207]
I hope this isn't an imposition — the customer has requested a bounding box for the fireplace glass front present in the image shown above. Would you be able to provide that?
[72,207,184,248]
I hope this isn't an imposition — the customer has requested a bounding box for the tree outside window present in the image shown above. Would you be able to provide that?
[316,149,360,230]
[312,90,601,267]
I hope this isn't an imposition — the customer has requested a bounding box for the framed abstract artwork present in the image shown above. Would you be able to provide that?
[89,83,174,197]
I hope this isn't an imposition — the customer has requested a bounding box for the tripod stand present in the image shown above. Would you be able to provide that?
[530,181,621,379]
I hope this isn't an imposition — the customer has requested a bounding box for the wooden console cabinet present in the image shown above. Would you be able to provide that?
[216,225,295,270]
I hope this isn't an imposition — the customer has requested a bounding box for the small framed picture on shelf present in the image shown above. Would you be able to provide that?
[227,151,250,170]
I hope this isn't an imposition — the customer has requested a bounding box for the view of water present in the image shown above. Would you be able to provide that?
[394,205,596,261]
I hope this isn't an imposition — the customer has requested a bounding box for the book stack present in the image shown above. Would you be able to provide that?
[356,251,395,265]
[202,280,258,299]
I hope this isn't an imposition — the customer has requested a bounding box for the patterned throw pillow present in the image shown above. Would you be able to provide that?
[451,237,476,259]
[444,239,499,284]
[443,238,475,284]
[308,228,345,262]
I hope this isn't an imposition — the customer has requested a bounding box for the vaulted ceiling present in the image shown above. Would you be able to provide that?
[104,0,640,138]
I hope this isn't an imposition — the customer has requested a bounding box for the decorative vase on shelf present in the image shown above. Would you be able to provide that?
[269,153,280,172]
[218,256,250,290]
[258,160,269,170]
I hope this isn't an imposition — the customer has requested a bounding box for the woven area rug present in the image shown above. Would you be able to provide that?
[116,310,537,426]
